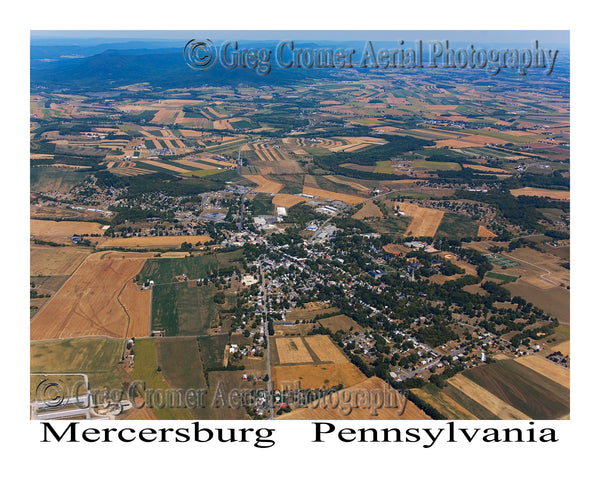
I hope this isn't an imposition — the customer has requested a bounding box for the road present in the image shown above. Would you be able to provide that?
[260,262,274,419]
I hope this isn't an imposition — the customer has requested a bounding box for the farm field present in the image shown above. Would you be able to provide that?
[30,219,107,242]
[411,384,478,420]
[30,245,91,276]
[137,250,243,285]
[271,363,367,391]
[274,337,314,364]
[30,337,124,398]
[352,201,383,219]
[510,187,570,201]
[393,202,444,237]
[30,252,151,340]
[277,377,431,420]
[304,335,349,364]
[460,360,569,419]
[447,374,530,420]
[515,355,570,389]
[317,314,363,333]
[101,235,212,248]
[243,174,284,194]
[302,186,365,205]
[271,194,306,208]
[151,281,235,336]
[128,338,192,420]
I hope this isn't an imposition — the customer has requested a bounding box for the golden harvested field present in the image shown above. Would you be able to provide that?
[30,252,151,340]
[101,235,211,248]
[271,363,366,391]
[302,186,365,205]
[510,187,570,201]
[175,159,214,170]
[137,159,190,173]
[352,201,384,219]
[272,194,306,208]
[324,175,370,192]
[515,355,570,389]
[477,225,497,239]
[411,388,477,420]
[213,119,232,130]
[195,155,236,168]
[178,129,204,137]
[30,219,106,240]
[277,377,431,420]
[304,335,348,364]
[275,337,314,364]
[152,109,179,124]
[243,175,283,194]
[118,280,151,338]
[30,245,91,276]
[554,340,570,356]
[448,374,530,420]
[466,164,510,173]
[394,202,444,237]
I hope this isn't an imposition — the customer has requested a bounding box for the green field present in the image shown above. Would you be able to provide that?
[30,167,88,194]
[129,338,192,419]
[138,250,243,285]
[30,338,124,399]
[462,360,569,419]
[486,272,518,282]
[151,282,236,336]
[156,337,212,419]
[374,160,393,173]
[197,335,230,370]
[412,160,462,171]
[435,212,479,239]
[181,168,222,178]
[252,193,275,216]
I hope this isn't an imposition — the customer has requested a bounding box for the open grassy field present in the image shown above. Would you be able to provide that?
[412,160,462,171]
[137,250,243,285]
[317,314,363,333]
[461,359,569,419]
[197,335,230,370]
[31,167,88,193]
[30,245,91,276]
[151,282,235,336]
[30,252,151,340]
[30,337,124,399]
[435,212,479,239]
[129,338,192,420]
[277,376,431,420]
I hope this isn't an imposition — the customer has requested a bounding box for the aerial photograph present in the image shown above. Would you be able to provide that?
[29,30,570,422]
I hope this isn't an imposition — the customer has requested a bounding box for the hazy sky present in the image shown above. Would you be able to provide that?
[31,30,569,45]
